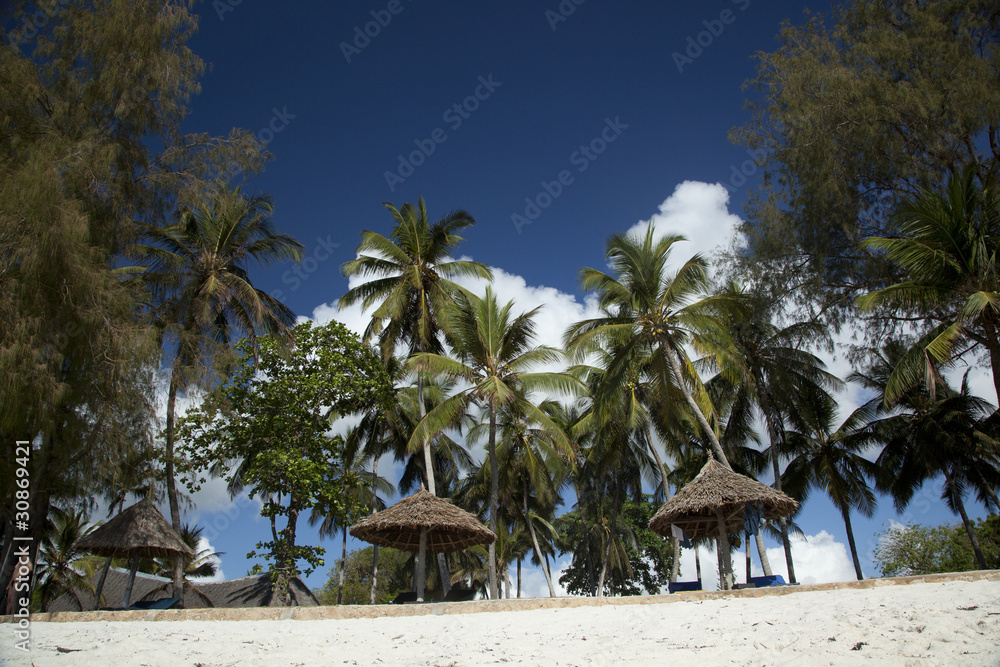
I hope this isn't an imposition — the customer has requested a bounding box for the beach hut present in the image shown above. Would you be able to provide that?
[349,488,496,601]
[76,499,194,608]
[649,459,799,590]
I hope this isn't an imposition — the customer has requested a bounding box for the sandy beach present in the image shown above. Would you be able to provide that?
[5,576,1000,666]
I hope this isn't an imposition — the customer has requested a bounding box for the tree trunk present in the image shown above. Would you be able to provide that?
[715,511,733,590]
[841,507,864,580]
[948,470,988,569]
[370,460,379,605]
[164,366,186,604]
[745,532,752,584]
[982,316,1000,406]
[524,479,556,597]
[487,402,499,600]
[663,347,731,469]
[645,424,681,584]
[517,558,522,598]
[694,546,702,583]
[337,527,347,604]
[415,527,427,601]
[757,385,797,584]
[93,556,113,610]
[754,532,773,576]
[671,539,681,584]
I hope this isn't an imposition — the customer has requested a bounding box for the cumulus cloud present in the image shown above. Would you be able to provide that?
[677,531,857,592]
[189,536,226,583]
[517,557,571,599]
[628,180,743,277]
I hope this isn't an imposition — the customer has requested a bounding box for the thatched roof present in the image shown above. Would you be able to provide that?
[649,459,799,539]
[349,489,495,554]
[46,571,318,612]
[77,499,194,559]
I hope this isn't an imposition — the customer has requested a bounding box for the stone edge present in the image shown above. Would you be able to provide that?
[5,570,998,624]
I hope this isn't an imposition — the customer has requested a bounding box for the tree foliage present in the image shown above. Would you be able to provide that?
[557,497,672,597]
[178,321,391,598]
[731,0,1000,325]
[316,546,412,605]
[873,517,1000,577]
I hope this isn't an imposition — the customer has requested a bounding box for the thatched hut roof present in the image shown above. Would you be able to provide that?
[649,459,799,539]
[349,489,496,554]
[77,499,194,559]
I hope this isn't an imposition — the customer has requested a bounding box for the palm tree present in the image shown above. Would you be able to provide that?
[855,343,1000,569]
[340,197,491,598]
[309,431,394,605]
[700,283,843,584]
[565,223,733,469]
[34,507,102,611]
[781,389,882,580]
[409,287,581,600]
[858,165,1000,404]
[145,524,222,607]
[134,183,304,598]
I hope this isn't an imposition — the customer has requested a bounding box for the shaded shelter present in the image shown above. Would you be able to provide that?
[76,499,193,608]
[349,488,495,600]
[649,459,799,589]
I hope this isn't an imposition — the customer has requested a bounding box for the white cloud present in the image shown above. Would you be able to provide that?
[629,180,743,277]
[517,557,571,599]
[677,530,857,591]
[189,536,226,583]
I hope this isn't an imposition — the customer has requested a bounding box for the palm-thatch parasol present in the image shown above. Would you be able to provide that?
[77,499,194,608]
[349,488,495,600]
[649,459,799,589]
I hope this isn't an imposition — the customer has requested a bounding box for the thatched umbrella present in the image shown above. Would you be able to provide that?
[77,499,194,608]
[649,459,799,589]
[349,488,495,600]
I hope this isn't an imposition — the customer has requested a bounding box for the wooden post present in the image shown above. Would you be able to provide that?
[122,552,140,608]
[415,528,427,601]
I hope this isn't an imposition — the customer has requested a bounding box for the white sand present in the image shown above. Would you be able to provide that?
[6,579,1000,666]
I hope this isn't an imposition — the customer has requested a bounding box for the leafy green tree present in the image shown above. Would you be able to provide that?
[858,166,1000,404]
[557,497,672,597]
[317,546,412,605]
[731,0,1000,325]
[873,517,1000,577]
[0,0,279,604]
[410,287,580,599]
[178,321,392,603]
[135,183,304,598]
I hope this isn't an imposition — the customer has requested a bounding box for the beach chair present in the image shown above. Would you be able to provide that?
[749,575,786,588]
[130,597,182,610]
[668,580,702,593]
[444,588,477,602]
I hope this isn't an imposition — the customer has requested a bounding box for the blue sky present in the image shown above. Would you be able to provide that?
[165,0,994,594]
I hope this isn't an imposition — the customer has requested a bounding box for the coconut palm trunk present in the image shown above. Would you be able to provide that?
[488,402,500,600]
[946,468,987,569]
[840,507,864,580]
[524,478,556,597]
[164,367,185,602]
[758,387,797,584]
[754,533,773,576]
[663,346,731,469]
